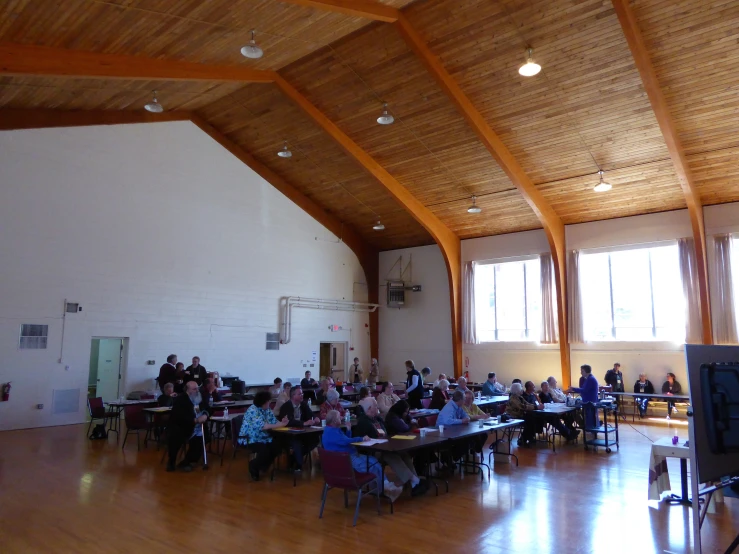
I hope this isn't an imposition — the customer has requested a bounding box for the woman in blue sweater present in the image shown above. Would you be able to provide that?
[568,364,600,428]
[321,409,402,501]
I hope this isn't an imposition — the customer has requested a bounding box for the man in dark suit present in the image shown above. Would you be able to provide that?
[157,354,178,392]
[300,370,317,389]
[184,356,208,386]
[167,380,210,472]
[277,386,320,472]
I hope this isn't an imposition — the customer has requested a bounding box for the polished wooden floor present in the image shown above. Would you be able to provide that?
[0,420,737,553]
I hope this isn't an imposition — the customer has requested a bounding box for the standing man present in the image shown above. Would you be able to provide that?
[350,357,364,384]
[157,354,178,393]
[405,360,424,409]
[604,362,625,419]
[369,358,379,385]
[166,381,210,472]
[184,356,207,386]
[568,365,600,429]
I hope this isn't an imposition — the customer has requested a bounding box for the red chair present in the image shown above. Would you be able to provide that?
[421,398,432,409]
[122,404,151,450]
[140,393,156,400]
[419,414,438,428]
[87,397,118,438]
[317,448,381,526]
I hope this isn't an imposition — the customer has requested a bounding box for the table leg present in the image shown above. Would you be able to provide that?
[667,458,691,505]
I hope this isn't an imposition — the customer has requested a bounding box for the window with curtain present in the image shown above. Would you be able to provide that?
[579,244,685,341]
[474,258,541,341]
[730,236,739,331]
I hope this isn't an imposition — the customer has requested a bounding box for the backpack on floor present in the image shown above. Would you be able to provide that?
[89,423,108,440]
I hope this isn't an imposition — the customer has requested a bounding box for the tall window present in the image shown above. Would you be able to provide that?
[579,244,684,341]
[474,259,540,342]
[730,236,739,330]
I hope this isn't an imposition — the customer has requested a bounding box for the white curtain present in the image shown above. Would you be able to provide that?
[462,261,478,344]
[567,250,584,344]
[540,253,558,343]
[713,234,738,344]
[678,237,703,344]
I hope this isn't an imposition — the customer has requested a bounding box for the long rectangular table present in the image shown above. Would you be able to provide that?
[609,391,690,421]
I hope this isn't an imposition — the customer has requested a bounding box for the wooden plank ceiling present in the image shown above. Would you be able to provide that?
[1,0,738,249]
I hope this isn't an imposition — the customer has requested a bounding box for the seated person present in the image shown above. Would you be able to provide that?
[539,381,554,404]
[269,378,283,398]
[199,378,222,405]
[327,376,335,387]
[358,387,370,400]
[481,372,506,396]
[437,390,470,426]
[158,382,176,407]
[277,386,321,471]
[273,382,291,416]
[377,382,401,416]
[546,376,567,403]
[462,390,490,453]
[634,373,655,418]
[537,382,578,441]
[421,367,432,385]
[166,381,210,472]
[662,373,682,418]
[353,398,428,497]
[239,391,288,481]
[511,378,522,385]
[300,370,317,389]
[315,379,331,405]
[319,389,346,420]
[429,379,451,410]
[322,409,402,501]
[433,373,447,388]
[455,377,470,394]
[384,400,417,436]
[522,381,543,409]
[505,382,540,447]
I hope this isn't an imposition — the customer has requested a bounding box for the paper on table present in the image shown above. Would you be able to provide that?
[391,435,417,440]
[351,439,388,446]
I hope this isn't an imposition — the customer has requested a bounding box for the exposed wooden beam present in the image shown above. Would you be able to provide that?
[0,43,276,83]
[0,109,192,131]
[273,75,463,377]
[189,114,381,359]
[612,0,712,344]
[276,0,399,22]
[395,14,571,386]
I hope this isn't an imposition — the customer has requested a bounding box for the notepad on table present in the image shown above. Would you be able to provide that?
[391,435,417,440]
[351,439,388,446]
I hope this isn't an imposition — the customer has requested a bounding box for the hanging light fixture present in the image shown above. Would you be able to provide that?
[376,103,394,125]
[594,170,612,192]
[277,140,292,158]
[144,90,163,113]
[240,29,264,59]
[373,220,385,231]
[518,48,542,77]
[467,195,482,214]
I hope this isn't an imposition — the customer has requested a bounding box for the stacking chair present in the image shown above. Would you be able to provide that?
[121,404,151,450]
[317,447,381,527]
[87,397,119,439]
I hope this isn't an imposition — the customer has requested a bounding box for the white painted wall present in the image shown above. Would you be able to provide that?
[0,122,369,431]
[378,245,453,383]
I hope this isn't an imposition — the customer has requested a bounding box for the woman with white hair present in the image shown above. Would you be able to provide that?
[505,382,539,447]
[377,382,401,416]
[321,409,403,501]
[429,379,450,410]
[319,388,346,420]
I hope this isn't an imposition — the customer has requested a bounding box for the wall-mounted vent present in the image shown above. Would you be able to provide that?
[266,332,280,351]
[387,281,405,308]
[19,324,48,349]
[52,388,80,414]
[65,302,80,313]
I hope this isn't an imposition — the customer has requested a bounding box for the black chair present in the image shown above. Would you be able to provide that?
[87,397,118,438]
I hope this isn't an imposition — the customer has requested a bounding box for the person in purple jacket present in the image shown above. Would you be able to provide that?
[568,364,600,429]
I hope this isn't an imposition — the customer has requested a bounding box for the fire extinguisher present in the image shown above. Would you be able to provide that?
[464,370,470,381]
[2,382,10,402]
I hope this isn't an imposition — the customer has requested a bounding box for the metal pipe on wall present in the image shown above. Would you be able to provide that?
[279,296,380,344]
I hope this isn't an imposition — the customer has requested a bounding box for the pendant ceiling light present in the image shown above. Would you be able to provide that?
[467,195,482,214]
[240,29,264,59]
[277,140,292,158]
[594,170,612,192]
[518,48,541,77]
[144,90,163,113]
[376,103,394,125]
[373,220,385,231]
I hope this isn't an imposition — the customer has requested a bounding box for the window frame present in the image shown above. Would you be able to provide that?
[474,255,540,342]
